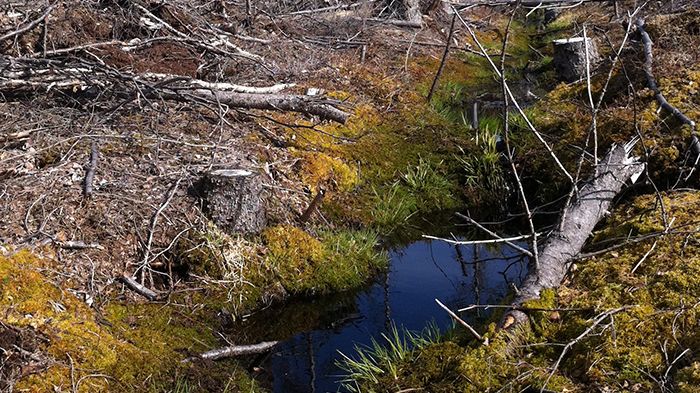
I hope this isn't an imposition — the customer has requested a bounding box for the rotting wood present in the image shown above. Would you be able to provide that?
[500,141,644,329]
[183,341,279,362]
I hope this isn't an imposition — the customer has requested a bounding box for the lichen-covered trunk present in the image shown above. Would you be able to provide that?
[502,143,643,328]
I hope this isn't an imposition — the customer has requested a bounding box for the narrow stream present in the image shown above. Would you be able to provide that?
[239,239,528,392]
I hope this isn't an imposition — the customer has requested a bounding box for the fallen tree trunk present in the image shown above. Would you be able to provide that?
[0,57,349,123]
[501,141,644,328]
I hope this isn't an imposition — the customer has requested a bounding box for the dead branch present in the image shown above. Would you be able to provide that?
[183,341,279,362]
[118,274,159,301]
[427,14,457,102]
[541,306,635,391]
[56,240,105,251]
[0,5,55,43]
[635,18,700,161]
[435,298,487,344]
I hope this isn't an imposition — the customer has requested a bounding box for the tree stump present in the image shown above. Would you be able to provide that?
[544,9,559,25]
[200,169,267,234]
[552,37,600,83]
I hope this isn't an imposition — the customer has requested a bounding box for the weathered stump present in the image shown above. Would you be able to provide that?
[200,169,267,234]
[544,9,559,25]
[552,37,600,82]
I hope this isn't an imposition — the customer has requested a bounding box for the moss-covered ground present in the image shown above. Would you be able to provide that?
[338,6,700,392]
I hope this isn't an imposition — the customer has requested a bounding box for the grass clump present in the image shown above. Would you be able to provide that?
[263,225,388,295]
[338,323,443,393]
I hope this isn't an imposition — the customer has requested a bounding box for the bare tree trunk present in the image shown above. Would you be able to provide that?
[501,142,644,328]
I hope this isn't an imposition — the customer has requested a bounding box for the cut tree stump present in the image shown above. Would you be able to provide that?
[200,169,267,234]
[552,37,600,82]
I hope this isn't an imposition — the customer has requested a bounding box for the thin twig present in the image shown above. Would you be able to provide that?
[435,298,486,344]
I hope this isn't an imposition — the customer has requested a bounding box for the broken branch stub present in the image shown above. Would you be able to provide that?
[200,169,267,234]
[553,37,600,82]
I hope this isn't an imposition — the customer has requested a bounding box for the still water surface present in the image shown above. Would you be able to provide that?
[242,240,528,392]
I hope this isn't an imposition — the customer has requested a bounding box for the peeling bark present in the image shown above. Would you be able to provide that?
[502,142,644,328]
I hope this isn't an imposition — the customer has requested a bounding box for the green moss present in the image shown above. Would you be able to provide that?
[263,225,388,295]
[0,252,262,392]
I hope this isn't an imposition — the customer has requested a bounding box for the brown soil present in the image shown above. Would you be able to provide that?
[0,323,48,391]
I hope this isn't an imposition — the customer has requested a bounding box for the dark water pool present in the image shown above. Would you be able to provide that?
[241,240,528,393]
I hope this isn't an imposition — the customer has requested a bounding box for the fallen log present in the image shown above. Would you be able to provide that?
[183,341,279,362]
[0,57,349,124]
[501,141,644,328]
[165,89,349,124]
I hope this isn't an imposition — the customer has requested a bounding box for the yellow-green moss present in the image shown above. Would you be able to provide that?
[263,225,388,295]
[0,251,261,392]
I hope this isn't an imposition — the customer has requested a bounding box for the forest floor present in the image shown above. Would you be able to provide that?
[1,0,699,392]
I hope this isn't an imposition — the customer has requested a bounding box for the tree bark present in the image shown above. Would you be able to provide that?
[0,57,349,123]
[501,142,644,328]
[552,37,600,82]
[403,0,423,25]
[199,169,268,234]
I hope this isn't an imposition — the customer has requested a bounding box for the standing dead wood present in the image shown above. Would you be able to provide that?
[200,169,267,234]
[427,14,457,102]
[501,142,644,329]
[83,142,99,197]
[552,36,600,82]
[300,188,326,223]
[183,341,279,362]
[403,0,424,25]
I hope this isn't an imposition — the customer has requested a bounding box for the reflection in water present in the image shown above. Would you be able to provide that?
[246,240,527,393]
